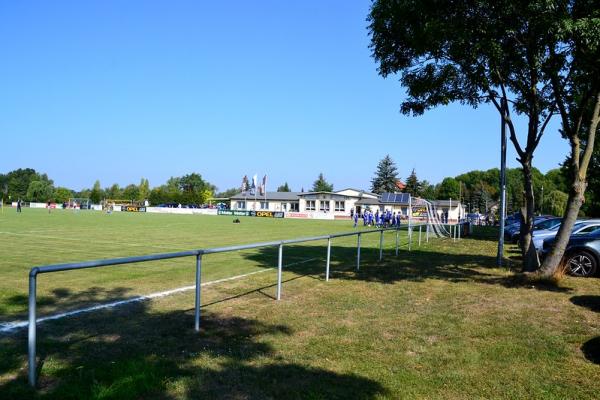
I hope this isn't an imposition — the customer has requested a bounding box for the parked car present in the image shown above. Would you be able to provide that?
[534,219,600,251]
[541,227,600,277]
[505,216,553,243]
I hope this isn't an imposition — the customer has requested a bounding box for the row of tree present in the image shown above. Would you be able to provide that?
[0,164,580,216]
[0,169,216,206]
[369,155,572,216]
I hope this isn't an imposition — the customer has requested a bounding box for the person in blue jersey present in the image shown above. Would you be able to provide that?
[353,211,358,228]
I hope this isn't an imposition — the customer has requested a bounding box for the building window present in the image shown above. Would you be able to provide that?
[320,201,330,212]
[334,201,345,212]
[260,201,269,210]
[236,201,245,209]
[306,200,316,211]
[290,202,299,212]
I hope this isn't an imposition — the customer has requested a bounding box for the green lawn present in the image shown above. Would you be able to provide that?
[1,209,599,399]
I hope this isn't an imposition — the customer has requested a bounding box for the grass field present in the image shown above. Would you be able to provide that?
[1,208,599,399]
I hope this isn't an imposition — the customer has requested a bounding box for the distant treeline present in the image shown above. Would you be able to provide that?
[2,165,597,216]
[0,169,217,206]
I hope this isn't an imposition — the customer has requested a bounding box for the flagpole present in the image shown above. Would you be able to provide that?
[263,175,267,209]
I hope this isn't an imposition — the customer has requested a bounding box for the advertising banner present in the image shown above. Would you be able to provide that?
[218,210,252,216]
[121,205,147,212]
[250,211,284,218]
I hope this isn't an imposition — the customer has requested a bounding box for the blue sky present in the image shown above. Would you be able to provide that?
[0,1,569,192]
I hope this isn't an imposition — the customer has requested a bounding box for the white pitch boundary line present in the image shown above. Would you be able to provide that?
[0,257,320,334]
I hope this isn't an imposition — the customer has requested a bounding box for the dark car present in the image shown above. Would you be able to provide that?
[505,216,555,243]
[541,228,600,277]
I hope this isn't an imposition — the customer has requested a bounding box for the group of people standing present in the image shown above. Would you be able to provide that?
[352,208,402,228]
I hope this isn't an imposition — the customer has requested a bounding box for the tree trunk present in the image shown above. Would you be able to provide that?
[538,177,585,277]
[520,163,539,271]
[539,92,600,278]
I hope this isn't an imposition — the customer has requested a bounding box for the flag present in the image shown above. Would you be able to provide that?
[260,175,267,196]
[241,176,249,193]
[251,174,257,194]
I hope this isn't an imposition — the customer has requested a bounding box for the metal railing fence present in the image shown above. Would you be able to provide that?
[26,223,460,387]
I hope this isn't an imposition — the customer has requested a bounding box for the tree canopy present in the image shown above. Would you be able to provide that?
[371,155,399,194]
[277,182,291,192]
[312,173,333,192]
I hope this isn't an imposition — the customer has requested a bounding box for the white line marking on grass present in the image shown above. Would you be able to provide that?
[0,257,320,334]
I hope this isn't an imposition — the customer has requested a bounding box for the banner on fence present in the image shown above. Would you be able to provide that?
[218,210,252,216]
[121,205,147,212]
[218,210,284,218]
[250,211,284,218]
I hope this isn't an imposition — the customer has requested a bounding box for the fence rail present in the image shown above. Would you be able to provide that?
[26,224,461,387]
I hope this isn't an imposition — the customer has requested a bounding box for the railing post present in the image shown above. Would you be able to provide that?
[408,227,412,251]
[326,237,331,281]
[458,223,461,240]
[356,233,361,271]
[277,243,283,300]
[194,253,202,332]
[395,228,399,256]
[379,229,384,261]
[28,271,37,387]
[418,225,422,247]
[426,223,430,243]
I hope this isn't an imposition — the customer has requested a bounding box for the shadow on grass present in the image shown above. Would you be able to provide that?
[570,295,600,313]
[241,238,569,293]
[1,287,135,323]
[0,290,387,400]
[571,295,600,365]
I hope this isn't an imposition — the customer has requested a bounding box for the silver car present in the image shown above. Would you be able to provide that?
[533,219,600,251]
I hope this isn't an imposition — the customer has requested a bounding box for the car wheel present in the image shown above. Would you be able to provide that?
[566,251,598,277]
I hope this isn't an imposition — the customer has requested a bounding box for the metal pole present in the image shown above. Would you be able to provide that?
[326,237,331,281]
[194,254,202,331]
[418,226,422,246]
[458,223,461,240]
[497,97,507,266]
[395,228,399,256]
[379,229,384,261]
[277,243,283,300]
[356,233,361,271]
[408,227,412,251]
[28,272,37,387]
[426,223,430,243]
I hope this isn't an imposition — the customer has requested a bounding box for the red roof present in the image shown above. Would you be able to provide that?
[395,180,406,191]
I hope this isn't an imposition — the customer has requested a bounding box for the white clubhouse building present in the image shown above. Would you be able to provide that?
[229,189,465,221]
[229,188,379,219]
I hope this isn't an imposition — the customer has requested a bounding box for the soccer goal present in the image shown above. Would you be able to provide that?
[67,198,91,210]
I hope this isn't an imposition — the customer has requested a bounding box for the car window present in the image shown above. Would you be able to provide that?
[575,224,600,234]
[535,219,559,229]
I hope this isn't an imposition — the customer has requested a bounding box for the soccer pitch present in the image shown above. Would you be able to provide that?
[0,208,394,323]
[2,209,599,399]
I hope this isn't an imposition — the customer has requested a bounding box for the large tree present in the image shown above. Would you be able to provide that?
[371,155,399,194]
[138,178,150,202]
[90,180,103,204]
[404,168,422,197]
[26,180,53,202]
[538,2,600,277]
[437,177,460,200]
[312,173,333,192]
[369,0,562,270]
